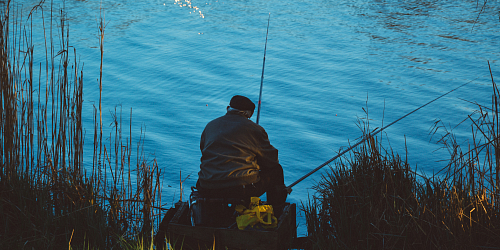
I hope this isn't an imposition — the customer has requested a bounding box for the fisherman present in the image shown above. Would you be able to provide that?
[195,95,287,219]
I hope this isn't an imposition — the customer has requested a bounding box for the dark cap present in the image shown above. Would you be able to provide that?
[229,95,255,111]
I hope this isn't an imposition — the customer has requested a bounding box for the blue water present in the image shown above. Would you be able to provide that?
[20,0,500,235]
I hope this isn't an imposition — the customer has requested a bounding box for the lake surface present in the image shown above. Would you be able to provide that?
[17,0,500,235]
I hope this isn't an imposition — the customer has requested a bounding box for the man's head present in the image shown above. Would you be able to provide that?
[228,95,255,118]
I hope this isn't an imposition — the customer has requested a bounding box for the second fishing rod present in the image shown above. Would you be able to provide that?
[256,13,270,125]
[286,78,475,191]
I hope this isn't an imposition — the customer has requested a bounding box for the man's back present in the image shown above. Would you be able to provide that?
[196,95,286,211]
[198,111,264,189]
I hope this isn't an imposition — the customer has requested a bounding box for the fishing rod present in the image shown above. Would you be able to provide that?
[256,13,270,125]
[286,79,475,191]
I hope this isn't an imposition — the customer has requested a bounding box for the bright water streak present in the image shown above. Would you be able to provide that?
[19,0,500,235]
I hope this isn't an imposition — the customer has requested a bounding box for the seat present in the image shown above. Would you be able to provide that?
[190,188,244,228]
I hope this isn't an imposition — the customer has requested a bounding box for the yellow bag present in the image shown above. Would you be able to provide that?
[235,197,278,230]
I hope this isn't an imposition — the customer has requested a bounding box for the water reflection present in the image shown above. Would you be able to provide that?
[174,0,204,18]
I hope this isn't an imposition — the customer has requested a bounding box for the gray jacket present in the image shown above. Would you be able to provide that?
[198,110,283,189]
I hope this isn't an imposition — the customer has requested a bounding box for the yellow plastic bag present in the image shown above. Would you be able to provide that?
[235,197,278,230]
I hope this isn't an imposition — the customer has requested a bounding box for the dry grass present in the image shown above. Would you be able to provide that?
[0,1,163,249]
[303,74,500,249]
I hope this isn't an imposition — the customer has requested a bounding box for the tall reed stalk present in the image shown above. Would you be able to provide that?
[0,1,164,249]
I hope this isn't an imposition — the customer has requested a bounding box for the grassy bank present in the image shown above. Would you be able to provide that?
[0,1,163,249]
[303,76,500,249]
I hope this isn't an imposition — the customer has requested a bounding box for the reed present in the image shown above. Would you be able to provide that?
[303,78,500,249]
[0,1,164,249]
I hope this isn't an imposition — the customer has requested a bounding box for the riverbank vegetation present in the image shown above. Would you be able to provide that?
[303,75,500,249]
[2,1,500,250]
[0,1,163,249]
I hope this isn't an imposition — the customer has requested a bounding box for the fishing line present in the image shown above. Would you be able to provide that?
[287,79,477,190]
[256,13,270,125]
